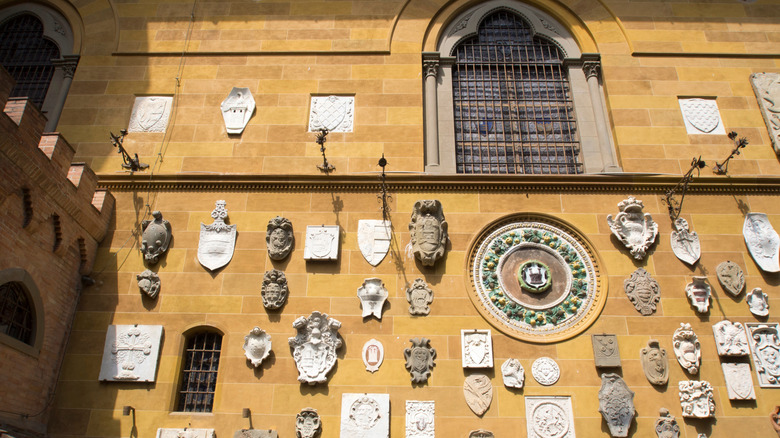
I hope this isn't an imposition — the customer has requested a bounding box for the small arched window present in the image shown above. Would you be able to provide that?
[177,330,222,412]
[0,281,34,345]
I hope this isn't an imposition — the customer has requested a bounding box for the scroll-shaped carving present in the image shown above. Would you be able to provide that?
[640,339,669,386]
[501,358,525,389]
[339,393,389,438]
[463,374,493,416]
[405,400,435,438]
[624,268,660,316]
[140,211,172,264]
[750,72,780,154]
[461,329,493,368]
[685,276,711,314]
[598,373,635,437]
[156,429,215,438]
[670,218,700,265]
[137,269,160,299]
[357,278,388,320]
[722,362,756,400]
[362,338,384,373]
[712,320,749,357]
[531,357,560,385]
[672,323,701,374]
[221,87,255,135]
[607,196,658,260]
[288,311,342,385]
[243,327,272,368]
[406,278,433,316]
[746,322,780,388]
[592,334,621,368]
[296,408,321,438]
[99,325,163,382]
[404,337,436,383]
[266,216,294,260]
[198,200,237,271]
[743,213,780,273]
[654,408,679,438]
[716,261,745,297]
[747,287,770,317]
[261,269,289,309]
[409,200,448,266]
[678,380,715,418]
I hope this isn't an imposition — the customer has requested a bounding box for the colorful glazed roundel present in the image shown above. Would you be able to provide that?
[467,214,607,343]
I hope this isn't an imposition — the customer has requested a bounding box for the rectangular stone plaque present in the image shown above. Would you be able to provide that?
[309,95,355,133]
[157,429,215,438]
[340,393,389,438]
[461,329,494,368]
[525,396,576,438]
[745,322,780,388]
[304,225,340,260]
[405,400,434,438]
[592,334,621,368]
[721,362,756,400]
[99,325,163,382]
[751,73,780,154]
[128,96,173,133]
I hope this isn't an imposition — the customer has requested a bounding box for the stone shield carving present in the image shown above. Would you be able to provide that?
[624,268,660,316]
[501,358,525,389]
[607,196,658,260]
[309,95,355,133]
[678,380,715,418]
[266,216,294,260]
[679,98,725,134]
[640,339,669,386]
[221,87,255,134]
[751,72,780,153]
[463,374,493,416]
[404,338,436,383]
[712,320,749,356]
[137,269,160,299]
[461,329,494,368]
[99,325,163,382]
[406,278,433,316]
[357,278,388,320]
[405,400,435,438]
[654,408,679,438]
[685,276,711,314]
[746,323,780,387]
[156,429,215,438]
[243,327,272,367]
[358,219,392,266]
[722,362,756,400]
[525,396,576,438]
[261,269,289,309]
[673,323,701,374]
[409,200,448,266]
[598,373,635,437]
[128,96,172,133]
[140,211,172,264]
[743,212,780,272]
[288,311,342,385]
[469,430,494,438]
[198,200,237,271]
[716,261,745,296]
[362,338,384,373]
[747,287,770,317]
[531,357,560,385]
[296,408,321,438]
[592,334,621,368]
[339,393,389,438]
[304,225,340,260]
[670,218,700,265]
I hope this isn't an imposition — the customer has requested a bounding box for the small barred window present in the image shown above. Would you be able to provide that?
[0,281,34,345]
[177,330,222,412]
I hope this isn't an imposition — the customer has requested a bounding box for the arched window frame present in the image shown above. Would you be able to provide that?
[0,268,44,356]
[423,0,621,174]
[174,326,224,413]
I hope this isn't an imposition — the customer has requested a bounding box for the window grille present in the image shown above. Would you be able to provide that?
[452,11,581,174]
[177,331,222,412]
[0,13,60,108]
[0,282,34,345]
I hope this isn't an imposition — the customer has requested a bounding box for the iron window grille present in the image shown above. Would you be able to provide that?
[0,282,34,345]
[177,331,222,412]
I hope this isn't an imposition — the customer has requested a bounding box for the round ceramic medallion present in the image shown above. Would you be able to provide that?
[467,214,606,343]
[531,357,560,385]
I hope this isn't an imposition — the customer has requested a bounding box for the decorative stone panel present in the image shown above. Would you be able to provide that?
[532,357,560,385]
[721,362,756,400]
[525,396,576,438]
[750,72,780,153]
[712,320,749,357]
[607,196,658,260]
[304,225,340,261]
[405,400,434,438]
[156,429,215,438]
[461,329,493,368]
[743,213,780,273]
[746,323,780,387]
[99,325,163,382]
[678,380,715,418]
[592,334,621,367]
[339,393,389,438]
[678,98,726,135]
[308,95,355,133]
[128,96,172,133]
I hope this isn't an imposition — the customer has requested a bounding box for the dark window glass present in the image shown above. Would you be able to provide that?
[452,11,582,174]
[177,331,222,412]
[0,282,34,345]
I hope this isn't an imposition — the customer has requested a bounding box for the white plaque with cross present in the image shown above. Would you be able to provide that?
[99,324,164,382]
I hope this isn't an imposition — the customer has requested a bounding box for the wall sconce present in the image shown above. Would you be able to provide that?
[110,130,148,173]
[122,406,135,416]
[315,128,334,173]
[663,156,707,223]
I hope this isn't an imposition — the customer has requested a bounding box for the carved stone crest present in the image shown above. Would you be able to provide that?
[409,200,448,266]
[461,329,493,368]
[624,268,660,316]
[743,213,780,272]
[304,225,339,260]
[722,362,756,400]
[288,311,343,385]
[685,276,711,314]
[716,261,745,296]
[679,98,725,134]
[261,269,289,309]
[339,393,389,438]
[243,327,272,368]
[296,408,321,438]
[198,200,237,271]
[308,95,355,133]
[266,216,293,260]
[531,357,560,385]
[221,87,255,135]
[362,339,384,373]
[751,72,780,153]
[405,400,434,438]
[406,278,433,316]
[640,339,669,386]
[598,373,635,437]
[654,408,679,438]
[404,338,436,383]
[140,211,172,264]
[99,325,163,382]
[670,218,701,265]
[678,380,715,418]
[357,220,391,266]
[525,396,576,438]
[463,374,493,416]
[673,323,701,374]
[137,269,160,299]
[747,287,770,317]
[357,278,388,320]
[469,430,494,438]
[607,196,658,260]
[156,429,215,438]
[712,320,749,356]
[501,358,525,389]
[746,323,780,387]
[592,334,621,368]
[128,96,172,133]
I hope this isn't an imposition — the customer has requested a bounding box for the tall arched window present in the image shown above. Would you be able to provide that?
[177,330,222,412]
[0,281,34,345]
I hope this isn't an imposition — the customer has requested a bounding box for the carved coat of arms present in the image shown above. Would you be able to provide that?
[721,363,756,400]
[501,358,525,389]
[243,327,272,368]
[598,373,635,437]
[308,95,354,133]
[670,218,700,265]
[409,200,448,266]
[672,323,701,374]
[303,225,339,260]
[461,329,493,368]
[743,212,780,272]
[463,374,493,416]
[678,380,715,418]
[640,339,668,386]
[296,408,321,438]
[679,98,723,134]
[261,269,289,310]
[266,216,294,260]
[405,401,435,438]
[140,211,172,264]
[712,320,749,357]
[288,311,342,385]
[128,96,171,133]
[404,338,436,383]
[362,339,384,373]
[654,408,679,438]
[747,287,770,317]
[684,276,710,314]
[198,201,237,271]
[607,197,658,260]
[716,260,745,296]
[624,268,660,316]
[137,269,160,299]
[99,325,163,382]
[747,323,780,387]
[356,278,389,320]
[750,72,780,153]
[221,87,255,135]
[406,278,433,316]
[357,219,392,266]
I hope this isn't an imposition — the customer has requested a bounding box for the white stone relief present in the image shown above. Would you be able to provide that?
[463,374,493,416]
[358,220,392,266]
[501,358,525,389]
[531,357,560,386]
[405,400,435,438]
[672,323,701,374]
[685,276,711,314]
[198,200,237,271]
[716,261,745,297]
[309,95,355,133]
[128,96,172,133]
[525,396,576,438]
[751,72,780,153]
[712,320,749,357]
[746,322,780,387]
[406,278,433,316]
[156,429,215,438]
[654,408,680,438]
[678,98,726,135]
[221,87,255,134]
[670,218,700,265]
[362,338,384,373]
[607,196,658,260]
[99,325,163,382]
[288,311,342,385]
[304,225,340,260]
[339,393,389,438]
[743,213,780,272]
[296,408,321,438]
[136,269,160,299]
[747,287,770,317]
[461,329,494,368]
[357,278,388,320]
[624,268,660,316]
[678,380,715,418]
[243,327,272,368]
[721,362,756,400]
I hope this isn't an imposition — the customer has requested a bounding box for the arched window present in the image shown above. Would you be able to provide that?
[0,282,34,345]
[177,330,222,412]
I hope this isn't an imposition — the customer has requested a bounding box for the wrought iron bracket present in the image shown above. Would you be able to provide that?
[663,156,706,223]
[110,130,149,173]
[315,128,335,173]
[377,154,392,220]
[713,131,749,175]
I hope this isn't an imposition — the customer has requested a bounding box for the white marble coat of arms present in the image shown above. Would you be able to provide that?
[461,329,493,368]
[747,287,770,317]
[716,260,745,296]
[357,278,389,320]
[99,325,163,382]
[288,311,342,385]
[304,225,339,260]
[362,338,384,373]
[750,72,780,154]
[607,196,658,260]
[672,323,701,374]
[678,98,726,135]
[405,400,435,438]
[198,200,237,271]
[357,219,392,266]
[670,218,700,265]
[339,393,389,438]
[243,327,272,368]
[463,374,493,416]
[525,396,576,438]
[678,380,715,418]
[501,358,525,389]
[221,87,255,134]
[684,276,710,314]
[712,320,749,357]
[128,96,172,133]
[156,429,215,438]
[746,323,780,387]
[721,362,756,400]
[308,95,355,133]
[743,212,780,272]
